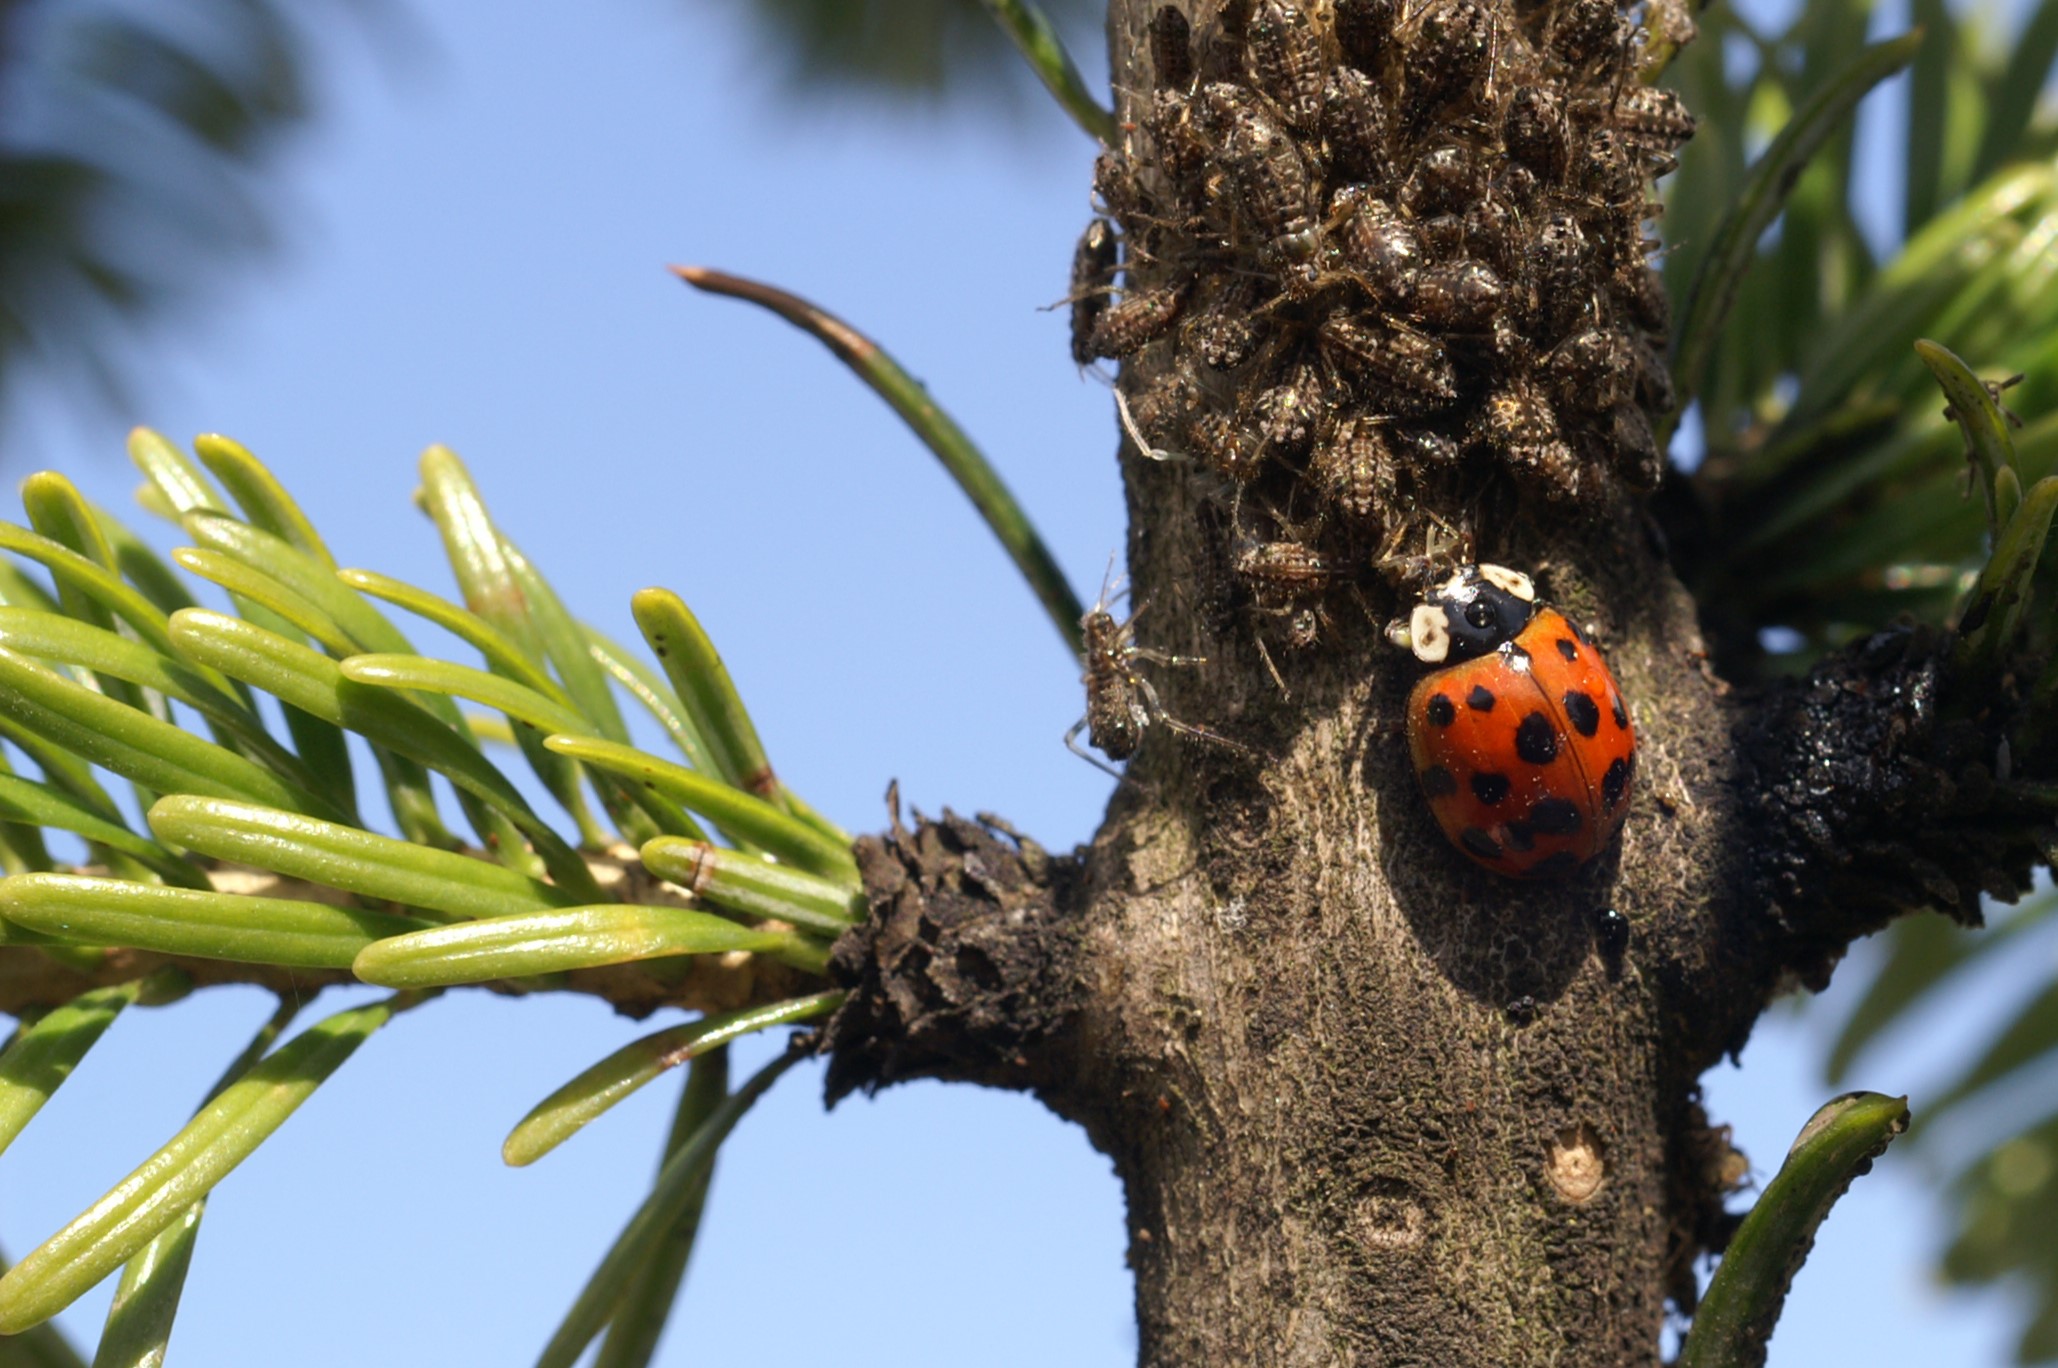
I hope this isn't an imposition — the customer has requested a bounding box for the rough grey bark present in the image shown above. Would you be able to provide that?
[822,3,2039,1365]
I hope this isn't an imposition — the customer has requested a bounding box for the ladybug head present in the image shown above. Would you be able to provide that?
[1401,564,1536,664]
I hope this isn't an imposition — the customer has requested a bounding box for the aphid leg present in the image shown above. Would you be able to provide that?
[1115,386,1186,464]
[1133,674,1263,761]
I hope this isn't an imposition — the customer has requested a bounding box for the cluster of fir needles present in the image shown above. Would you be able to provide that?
[1073,0,1694,653]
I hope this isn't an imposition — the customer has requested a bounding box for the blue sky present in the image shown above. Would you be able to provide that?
[0,2,2039,1364]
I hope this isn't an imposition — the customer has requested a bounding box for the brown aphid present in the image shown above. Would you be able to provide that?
[1615,262,1671,335]
[1334,188,1423,303]
[1318,315,1458,415]
[1404,0,1497,111]
[1407,259,1505,332]
[1089,282,1190,358]
[1548,0,1627,71]
[1526,212,1596,336]
[1149,4,1195,90]
[1336,0,1400,68]
[1188,303,1259,370]
[1068,218,1120,368]
[1544,327,1635,412]
[1147,89,1213,207]
[1245,0,1328,131]
[1608,86,1697,163]
[1574,125,1644,204]
[1607,404,1664,490]
[1483,380,1580,496]
[1503,86,1571,182]
[1188,410,1267,481]
[1626,328,1676,413]
[1125,364,1205,449]
[1236,540,1336,602]
[1312,414,1398,525]
[1251,361,1332,457]
[1203,84,1318,245]
[1391,422,1464,466]
[1093,149,1146,223]
[1068,594,1244,772]
[1402,142,1487,218]
[1323,66,1392,182]
[1077,604,1152,762]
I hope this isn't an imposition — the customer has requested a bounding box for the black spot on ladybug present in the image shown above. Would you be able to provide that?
[1527,851,1583,878]
[1611,691,1628,730]
[1471,771,1511,804]
[1515,711,1558,764]
[1422,764,1457,797]
[1467,683,1496,711]
[1563,690,1601,737]
[1427,693,1457,727]
[1555,637,1578,661]
[1529,796,1582,834]
[1602,756,1630,808]
[1461,827,1502,860]
[1596,907,1629,956]
[1503,818,1536,852]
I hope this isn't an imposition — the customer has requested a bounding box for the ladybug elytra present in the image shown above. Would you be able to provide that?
[1394,565,1634,878]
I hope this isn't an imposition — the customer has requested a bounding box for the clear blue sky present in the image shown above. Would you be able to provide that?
[0,3,2040,1363]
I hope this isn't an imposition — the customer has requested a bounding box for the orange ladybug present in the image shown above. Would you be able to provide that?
[1393,565,1634,878]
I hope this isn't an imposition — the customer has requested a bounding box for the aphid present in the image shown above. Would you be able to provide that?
[1188,410,1268,481]
[1093,150,1146,223]
[1607,86,1696,166]
[1147,89,1213,207]
[1404,0,1497,111]
[1323,66,1392,182]
[1406,260,1505,333]
[1544,328,1635,413]
[1245,0,1327,131]
[1615,263,1671,336]
[1255,359,1332,453]
[1402,143,1486,218]
[1335,189,1424,304]
[1124,364,1205,450]
[1526,213,1596,337]
[1391,422,1464,466]
[1503,86,1571,182]
[1089,282,1190,359]
[1574,126,1643,205]
[1483,380,1580,497]
[1336,0,1399,70]
[1311,414,1398,526]
[1148,4,1195,89]
[1607,404,1664,490]
[1202,84,1323,294]
[1188,304,1259,370]
[1068,218,1120,368]
[1393,564,1636,878]
[1236,540,1336,602]
[1318,316,1459,415]
[1067,589,1247,774]
[1548,0,1628,71]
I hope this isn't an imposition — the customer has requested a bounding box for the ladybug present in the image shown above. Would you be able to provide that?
[1393,565,1635,878]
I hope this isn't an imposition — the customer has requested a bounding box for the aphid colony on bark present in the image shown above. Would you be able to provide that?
[1071,0,1692,651]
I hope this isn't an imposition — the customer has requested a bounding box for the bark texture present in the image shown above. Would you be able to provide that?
[819,4,2036,1365]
